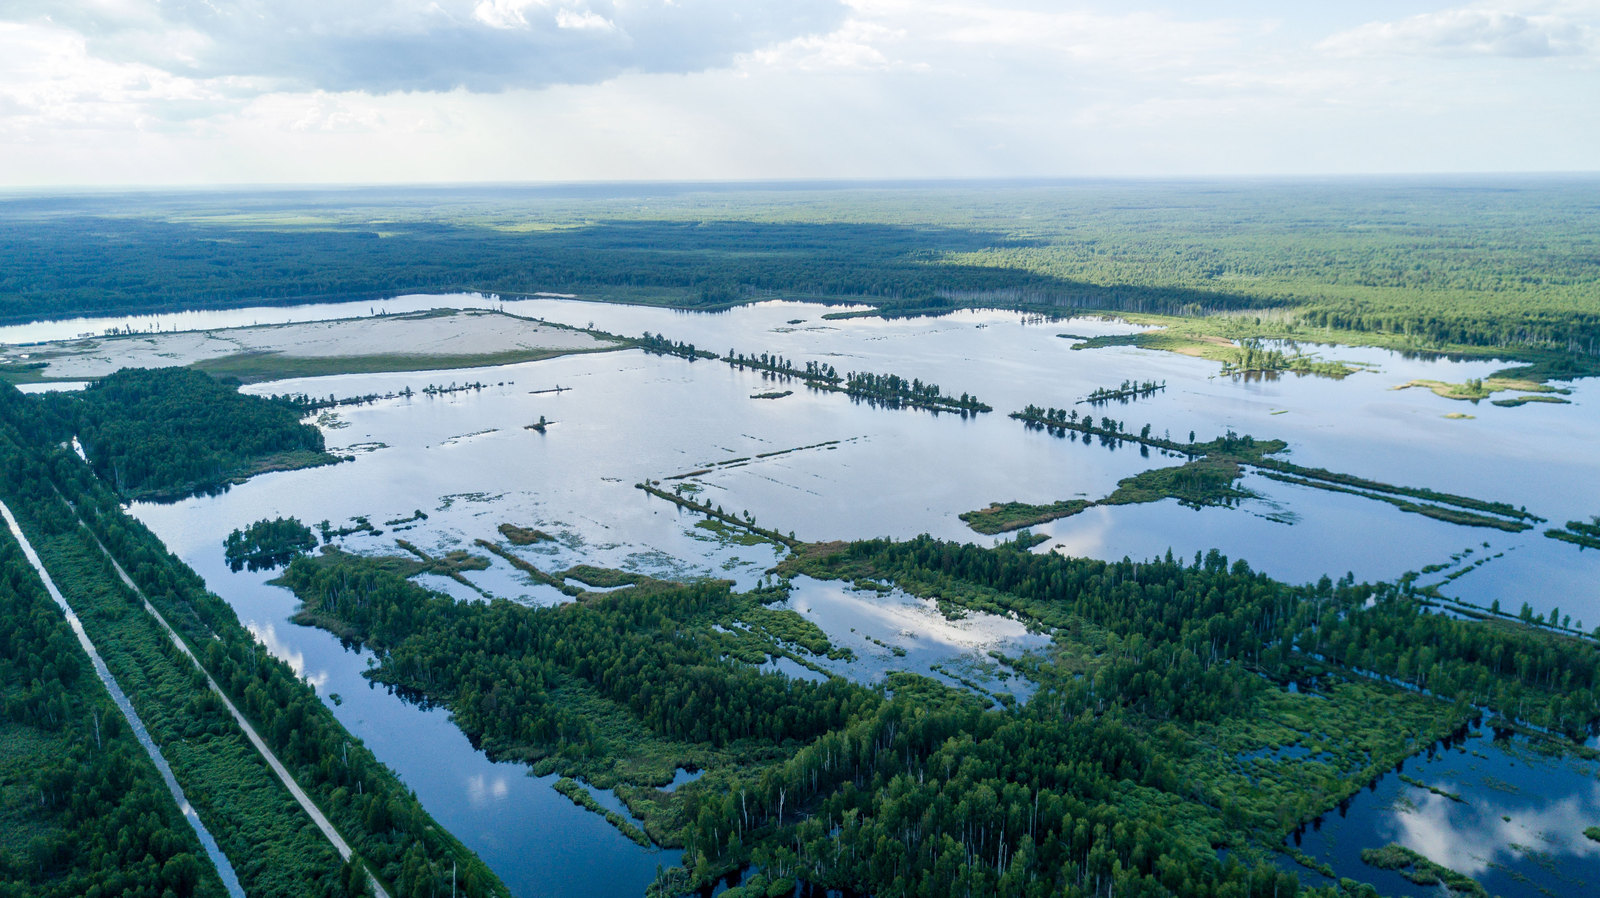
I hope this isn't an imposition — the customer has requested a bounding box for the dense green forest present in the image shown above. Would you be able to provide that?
[39,367,337,500]
[266,506,1600,898]
[0,519,227,898]
[1,180,1597,363]
[0,382,508,898]
[224,516,318,572]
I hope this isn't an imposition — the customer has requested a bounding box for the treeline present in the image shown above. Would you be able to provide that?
[40,367,336,501]
[0,214,1137,323]
[638,332,716,361]
[724,351,837,383]
[714,346,988,414]
[0,382,508,898]
[840,371,991,414]
[1082,379,1164,405]
[4,184,1599,361]
[275,549,878,753]
[0,520,227,898]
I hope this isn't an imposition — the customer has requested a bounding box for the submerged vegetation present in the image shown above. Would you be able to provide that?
[1359,844,1486,897]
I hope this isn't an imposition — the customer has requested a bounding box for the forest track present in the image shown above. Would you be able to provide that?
[0,499,247,897]
[67,508,394,898]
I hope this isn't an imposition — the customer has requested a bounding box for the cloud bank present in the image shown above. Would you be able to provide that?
[14,0,847,93]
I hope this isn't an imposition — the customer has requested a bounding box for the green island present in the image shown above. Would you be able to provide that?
[962,406,1538,535]
[1217,340,1356,380]
[0,383,508,897]
[1547,517,1600,550]
[223,516,318,572]
[1067,333,1358,381]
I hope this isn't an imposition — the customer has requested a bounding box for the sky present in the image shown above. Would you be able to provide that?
[0,0,1595,186]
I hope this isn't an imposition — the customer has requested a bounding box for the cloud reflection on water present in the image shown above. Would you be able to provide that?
[1382,775,1600,876]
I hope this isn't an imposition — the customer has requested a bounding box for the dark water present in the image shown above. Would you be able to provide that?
[1290,726,1600,897]
[7,295,1598,897]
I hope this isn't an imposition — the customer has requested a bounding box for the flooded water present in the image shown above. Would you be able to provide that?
[1290,725,1600,897]
[6,293,1598,897]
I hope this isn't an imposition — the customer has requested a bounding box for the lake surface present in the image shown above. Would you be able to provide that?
[7,293,1598,897]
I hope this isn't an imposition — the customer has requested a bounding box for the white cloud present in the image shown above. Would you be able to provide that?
[1322,5,1598,58]
[2,2,1599,184]
[3,0,847,93]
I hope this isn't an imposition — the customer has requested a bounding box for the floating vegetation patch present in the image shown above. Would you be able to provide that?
[499,522,555,545]
[317,515,380,542]
[439,428,499,447]
[384,509,429,527]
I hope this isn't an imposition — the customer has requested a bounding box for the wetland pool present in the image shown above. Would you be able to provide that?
[9,294,1598,897]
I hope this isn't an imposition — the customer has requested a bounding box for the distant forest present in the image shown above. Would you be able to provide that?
[0,179,1596,357]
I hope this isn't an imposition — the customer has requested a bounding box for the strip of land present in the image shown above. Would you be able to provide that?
[962,408,1538,534]
[1,308,626,383]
